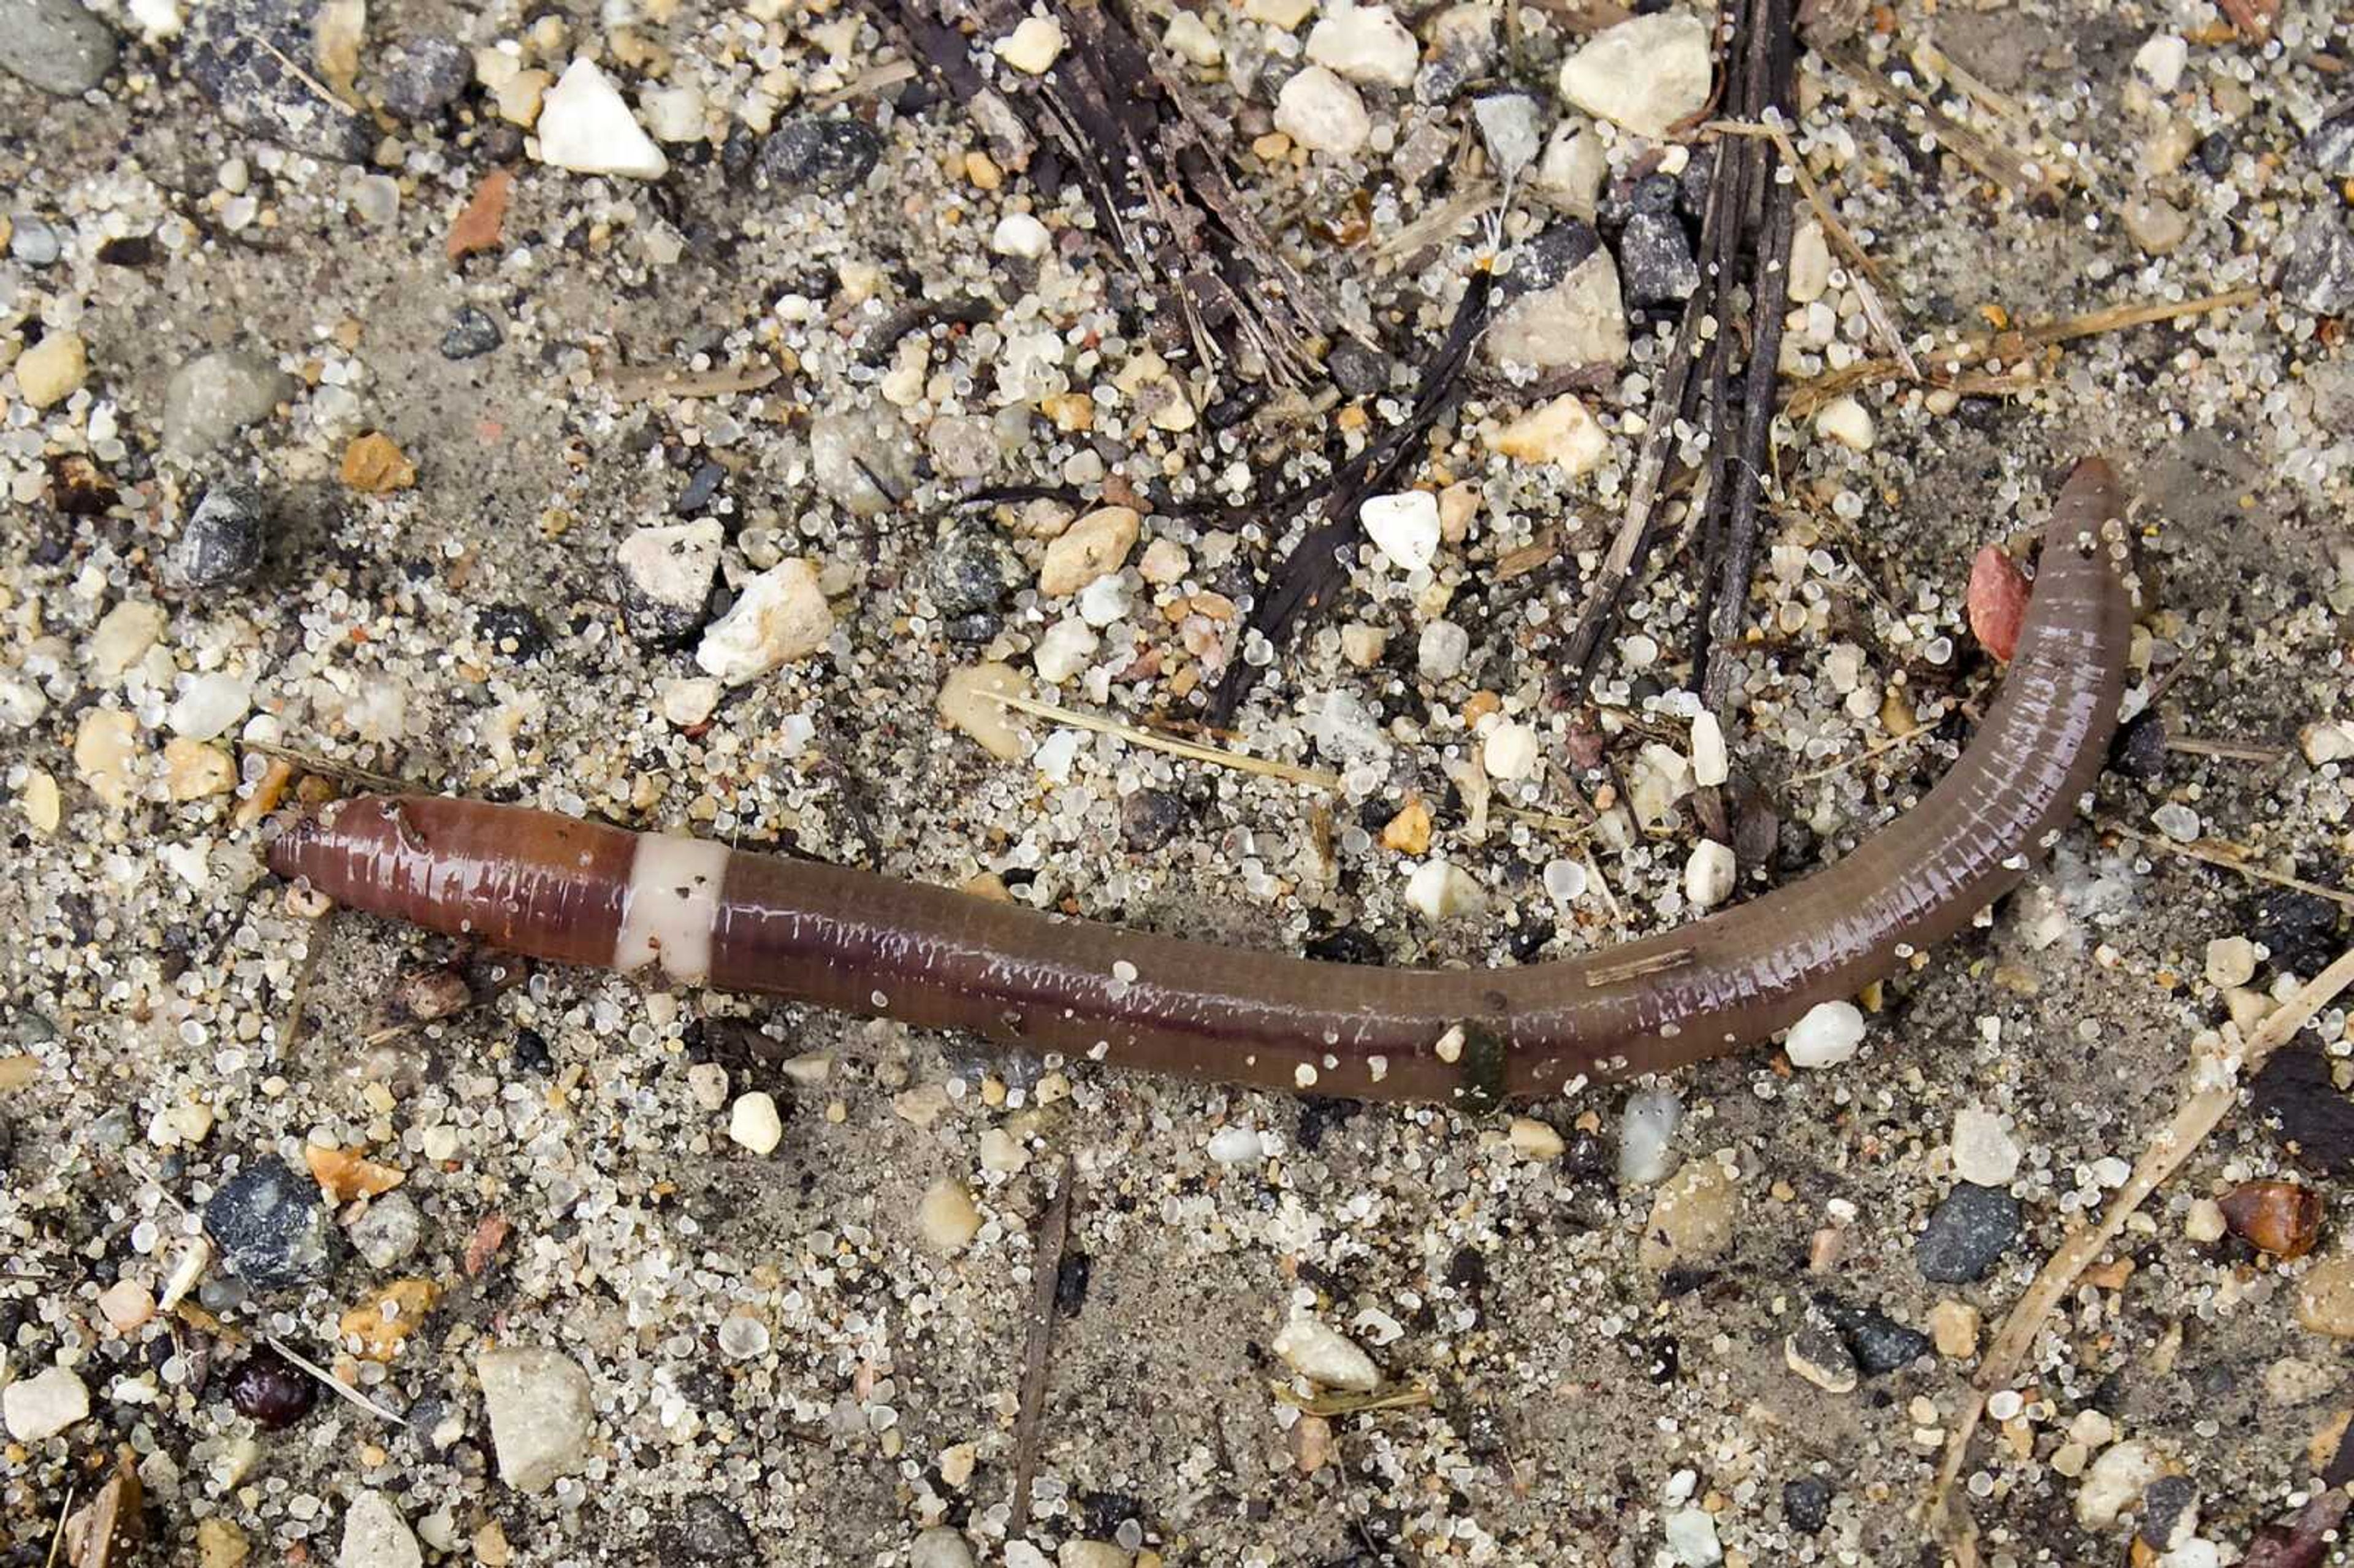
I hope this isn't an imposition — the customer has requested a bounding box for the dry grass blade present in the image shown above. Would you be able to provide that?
[1273,1382,1437,1416]
[987,690,1591,838]
[1788,287,2258,414]
[238,738,413,794]
[1930,946,2354,1557]
[264,1333,410,1426]
[1007,1159,1076,1538]
[2100,818,2354,910]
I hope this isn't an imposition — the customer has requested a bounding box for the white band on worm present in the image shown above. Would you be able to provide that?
[615,835,732,983]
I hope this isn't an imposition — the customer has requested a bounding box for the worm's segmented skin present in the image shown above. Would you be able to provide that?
[270,459,2139,1106]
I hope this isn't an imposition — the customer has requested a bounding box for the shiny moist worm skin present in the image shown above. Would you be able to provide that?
[269,459,2139,1108]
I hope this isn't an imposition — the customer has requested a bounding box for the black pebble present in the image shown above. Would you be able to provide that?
[476,604,551,660]
[1783,1476,1833,1533]
[663,1496,758,1562]
[2139,1474,2198,1549]
[1509,221,1599,295]
[2256,888,2344,978]
[758,117,884,194]
[2109,709,2166,779]
[1814,1294,1932,1376]
[1305,927,1384,965]
[512,1027,554,1075]
[674,460,726,516]
[1916,1182,2022,1283]
[1327,338,1393,398]
[1618,210,1701,305]
[226,1346,318,1429]
[1119,788,1189,852]
[204,1156,337,1292]
[928,529,1015,617]
[480,124,526,164]
[380,36,472,120]
[172,483,268,588]
[2195,131,2234,179]
[1054,1250,1092,1317]
[943,611,1002,643]
[440,305,503,360]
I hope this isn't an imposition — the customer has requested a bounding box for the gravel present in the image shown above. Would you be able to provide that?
[183,0,374,162]
[204,1156,338,1292]
[1916,1182,2023,1283]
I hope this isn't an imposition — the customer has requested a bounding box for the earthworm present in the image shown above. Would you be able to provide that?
[269,459,2138,1106]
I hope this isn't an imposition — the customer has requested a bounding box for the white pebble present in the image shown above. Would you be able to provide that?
[919,1179,983,1250]
[2074,1439,2164,1529]
[991,211,1052,260]
[1305,3,1417,87]
[1557,10,1712,137]
[1683,840,1736,910]
[1618,1088,1683,1185]
[2,1365,88,1442]
[1949,1106,2021,1186]
[1032,618,1100,684]
[1689,711,1727,788]
[1785,1000,1865,1068]
[728,1091,783,1155]
[1360,490,1441,573]
[1814,396,1874,452]
[2133,33,2188,93]
[1206,1125,1264,1164]
[536,59,669,180]
[1271,1313,1381,1391]
[1273,66,1369,157]
[2204,935,2257,988]
[695,559,833,684]
[1482,720,1541,780]
[1404,859,1485,921]
[994,15,1065,73]
[1416,619,1469,679]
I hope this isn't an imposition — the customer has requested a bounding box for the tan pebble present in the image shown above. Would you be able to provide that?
[939,1442,977,1487]
[1040,391,1095,432]
[1929,1298,1979,1358]
[196,1518,250,1568]
[1489,394,1607,471]
[964,150,1002,189]
[342,432,418,493]
[1507,1116,1564,1159]
[1290,1413,1335,1474]
[1038,506,1139,596]
[893,1083,951,1128]
[2204,935,2257,988]
[978,1126,1028,1174]
[88,599,166,677]
[1639,1155,1739,1273]
[305,1143,405,1203]
[474,1520,513,1567]
[1340,624,1386,667]
[74,709,140,809]
[21,769,61,835]
[937,661,1031,762]
[164,737,237,801]
[15,330,89,409]
[994,15,1064,72]
[919,1178,983,1250]
[729,1090,784,1155]
[1437,481,1481,542]
[1137,537,1190,585]
[97,1279,155,1334]
[1381,798,1431,854]
[1244,0,1314,25]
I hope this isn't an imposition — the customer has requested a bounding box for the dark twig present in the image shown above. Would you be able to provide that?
[1208,268,1499,723]
[1007,1157,1078,1538]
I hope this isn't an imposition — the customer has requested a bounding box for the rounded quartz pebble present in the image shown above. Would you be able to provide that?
[1949,1107,2021,1186]
[1785,1001,1865,1068]
[912,1528,977,1568]
[1618,1087,1682,1185]
[728,1091,783,1155]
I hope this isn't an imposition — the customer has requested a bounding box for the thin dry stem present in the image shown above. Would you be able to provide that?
[1930,946,2354,1556]
[2101,818,2354,910]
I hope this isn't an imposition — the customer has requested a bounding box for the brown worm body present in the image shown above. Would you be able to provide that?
[270,460,2138,1105]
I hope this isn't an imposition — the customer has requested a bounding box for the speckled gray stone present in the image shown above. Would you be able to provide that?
[204,1156,338,1291]
[1916,1182,2021,1283]
[0,0,117,96]
[185,0,374,162]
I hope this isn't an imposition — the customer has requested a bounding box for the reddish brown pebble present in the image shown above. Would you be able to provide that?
[447,167,515,261]
[1967,544,2030,662]
[2220,1179,2323,1259]
[465,1213,512,1277]
[226,1347,318,1429]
